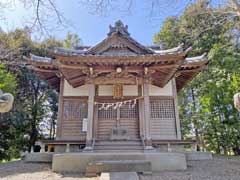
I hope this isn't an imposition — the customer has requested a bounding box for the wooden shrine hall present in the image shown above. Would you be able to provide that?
[27,20,209,153]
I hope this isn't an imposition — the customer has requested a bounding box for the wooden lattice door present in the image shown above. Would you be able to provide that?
[150,97,176,139]
[61,99,88,140]
[96,100,140,140]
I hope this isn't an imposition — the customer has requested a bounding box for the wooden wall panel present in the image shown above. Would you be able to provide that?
[150,97,177,140]
[61,99,87,140]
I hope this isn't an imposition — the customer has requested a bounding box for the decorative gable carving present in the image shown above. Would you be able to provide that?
[86,20,153,55]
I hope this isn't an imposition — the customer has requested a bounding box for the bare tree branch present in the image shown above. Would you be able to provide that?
[228,0,240,16]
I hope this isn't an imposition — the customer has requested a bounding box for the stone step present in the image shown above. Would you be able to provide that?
[94,140,144,152]
[94,146,144,151]
[94,149,144,153]
[100,172,139,180]
[95,141,142,146]
[86,160,151,177]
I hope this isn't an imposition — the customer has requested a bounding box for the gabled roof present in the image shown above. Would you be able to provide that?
[52,20,186,57]
[26,20,209,92]
[85,20,154,55]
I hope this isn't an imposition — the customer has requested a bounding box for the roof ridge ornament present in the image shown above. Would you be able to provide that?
[108,20,130,36]
[152,43,184,54]
[185,52,208,63]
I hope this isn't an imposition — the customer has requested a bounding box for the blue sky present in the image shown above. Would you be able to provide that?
[0,0,207,46]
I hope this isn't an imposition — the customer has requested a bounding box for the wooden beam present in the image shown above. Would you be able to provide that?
[54,53,186,64]
[178,66,203,72]
[56,62,88,69]
[32,67,58,73]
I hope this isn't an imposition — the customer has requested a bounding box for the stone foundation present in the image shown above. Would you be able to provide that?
[185,151,212,160]
[54,145,85,153]
[24,152,53,163]
[52,152,187,173]
[86,160,151,177]
[155,144,185,152]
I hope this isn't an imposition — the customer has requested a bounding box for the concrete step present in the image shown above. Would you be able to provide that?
[86,160,151,177]
[94,140,144,152]
[100,172,139,180]
[95,144,143,148]
[94,146,144,151]
[95,142,142,146]
[94,150,144,153]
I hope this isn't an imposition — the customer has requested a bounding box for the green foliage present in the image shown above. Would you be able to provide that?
[154,0,240,155]
[0,28,77,161]
[63,32,82,48]
[153,17,180,48]
[0,64,17,94]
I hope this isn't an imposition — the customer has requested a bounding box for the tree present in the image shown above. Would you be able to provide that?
[0,64,17,94]
[0,28,58,160]
[63,32,82,48]
[0,64,17,161]
[0,27,83,160]
[154,0,240,154]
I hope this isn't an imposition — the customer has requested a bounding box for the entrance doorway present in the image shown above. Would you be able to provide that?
[95,99,140,140]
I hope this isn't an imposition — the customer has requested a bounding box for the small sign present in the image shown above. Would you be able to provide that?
[82,118,88,132]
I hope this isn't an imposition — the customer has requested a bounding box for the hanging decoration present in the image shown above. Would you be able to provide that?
[113,84,123,99]
[95,96,143,110]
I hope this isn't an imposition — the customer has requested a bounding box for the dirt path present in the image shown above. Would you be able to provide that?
[0,156,240,180]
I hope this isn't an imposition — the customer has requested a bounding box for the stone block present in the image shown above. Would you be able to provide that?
[185,151,212,161]
[52,152,145,173]
[144,152,187,171]
[24,152,53,163]
[52,152,187,173]
[86,160,151,177]
[100,172,139,180]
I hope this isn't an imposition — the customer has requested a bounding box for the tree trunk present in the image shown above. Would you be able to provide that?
[191,88,200,151]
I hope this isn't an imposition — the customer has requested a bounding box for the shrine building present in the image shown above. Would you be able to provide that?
[27,20,208,153]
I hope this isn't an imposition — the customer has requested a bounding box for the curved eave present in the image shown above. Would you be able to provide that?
[34,68,60,92]
[51,43,189,56]
[150,43,184,55]
[52,52,187,66]
[25,55,60,91]
[176,53,209,92]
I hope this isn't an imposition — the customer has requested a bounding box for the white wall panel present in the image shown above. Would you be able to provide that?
[123,85,138,96]
[98,85,113,96]
[149,81,173,96]
[63,80,89,96]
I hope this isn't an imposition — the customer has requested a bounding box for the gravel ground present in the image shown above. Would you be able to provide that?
[0,161,97,180]
[140,156,240,180]
[0,156,240,180]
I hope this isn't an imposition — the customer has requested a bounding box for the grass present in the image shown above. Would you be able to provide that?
[213,154,240,159]
[0,158,20,164]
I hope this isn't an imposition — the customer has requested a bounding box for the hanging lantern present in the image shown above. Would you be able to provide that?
[113,84,123,99]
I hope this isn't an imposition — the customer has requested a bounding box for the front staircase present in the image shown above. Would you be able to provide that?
[94,139,144,152]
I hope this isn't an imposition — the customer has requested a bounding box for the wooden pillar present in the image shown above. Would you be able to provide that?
[138,85,144,138]
[143,82,152,148]
[172,78,181,140]
[85,84,95,149]
[56,77,64,140]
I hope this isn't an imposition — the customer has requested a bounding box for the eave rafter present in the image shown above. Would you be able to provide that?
[176,53,209,91]
[25,55,60,91]
[53,53,186,65]
[55,56,185,88]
